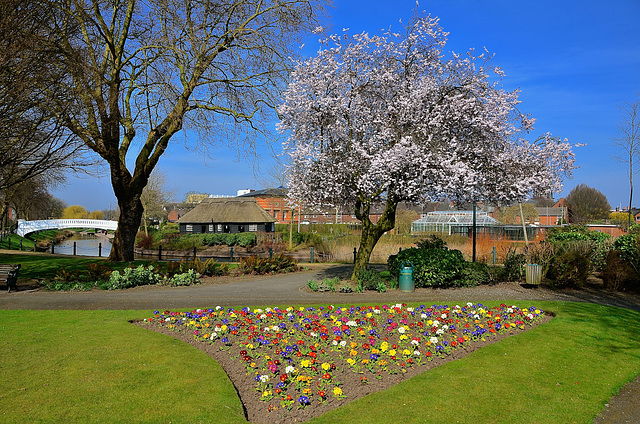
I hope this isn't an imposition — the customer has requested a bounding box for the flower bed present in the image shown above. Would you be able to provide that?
[141,303,547,423]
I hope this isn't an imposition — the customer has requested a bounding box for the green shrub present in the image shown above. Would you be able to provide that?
[415,234,447,250]
[356,267,385,291]
[502,249,526,282]
[167,269,200,286]
[613,234,640,269]
[106,265,163,290]
[458,262,491,286]
[388,247,465,288]
[547,251,590,289]
[309,277,339,292]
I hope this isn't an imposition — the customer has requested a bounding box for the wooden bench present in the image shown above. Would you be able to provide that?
[0,264,21,292]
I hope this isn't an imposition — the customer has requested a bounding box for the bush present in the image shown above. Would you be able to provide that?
[603,250,639,291]
[238,254,298,275]
[174,258,229,276]
[136,233,154,249]
[87,262,112,280]
[388,247,465,288]
[458,262,492,286]
[415,234,447,250]
[613,234,640,269]
[501,249,526,282]
[546,251,590,289]
[356,267,383,291]
[167,269,200,286]
[106,265,163,290]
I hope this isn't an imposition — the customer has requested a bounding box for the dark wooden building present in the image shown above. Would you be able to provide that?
[177,198,276,234]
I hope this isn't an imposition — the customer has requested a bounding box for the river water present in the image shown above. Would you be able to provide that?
[54,233,112,257]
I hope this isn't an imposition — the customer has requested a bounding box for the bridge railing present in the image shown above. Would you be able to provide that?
[16,219,118,237]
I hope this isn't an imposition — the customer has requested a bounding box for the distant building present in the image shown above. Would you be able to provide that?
[177,198,276,233]
[238,188,295,224]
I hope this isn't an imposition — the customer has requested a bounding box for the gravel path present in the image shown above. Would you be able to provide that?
[1,262,639,423]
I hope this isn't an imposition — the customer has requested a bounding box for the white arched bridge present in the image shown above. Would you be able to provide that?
[16,219,118,237]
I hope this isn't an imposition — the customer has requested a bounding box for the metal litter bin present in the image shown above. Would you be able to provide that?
[399,261,414,292]
[525,264,542,285]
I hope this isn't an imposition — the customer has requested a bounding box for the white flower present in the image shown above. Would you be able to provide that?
[430,337,438,344]
[436,329,444,335]
[339,340,347,347]
[285,365,295,374]
[421,313,427,319]
[398,327,406,334]
[332,340,338,346]
[414,350,421,356]
[441,313,447,319]
[411,339,419,346]
[259,375,269,383]
[442,325,449,331]
[210,333,217,340]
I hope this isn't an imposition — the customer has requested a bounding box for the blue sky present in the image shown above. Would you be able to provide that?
[52,0,640,212]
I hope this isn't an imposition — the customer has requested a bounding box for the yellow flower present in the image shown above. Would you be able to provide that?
[402,349,411,356]
[427,320,433,325]
[399,335,408,340]
[321,362,331,371]
[380,341,388,352]
[333,387,343,396]
[347,358,356,365]
[372,348,380,355]
[350,342,358,349]
[388,349,396,357]
[350,349,358,356]
[301,359,311,368]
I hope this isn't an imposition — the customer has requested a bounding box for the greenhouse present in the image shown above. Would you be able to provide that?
[411,211,499,235]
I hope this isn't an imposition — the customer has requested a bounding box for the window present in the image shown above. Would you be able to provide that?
[275,202,279,207]
[238,225,245,233]
[249,224,258,232]
[186,224,193,232]
[274,210,279,218]
[217,224,222,232]
[208,224,214,232]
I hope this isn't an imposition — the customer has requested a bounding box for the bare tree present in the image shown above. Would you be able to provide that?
[612,97,640,226]
[0,0,87,194]
[34,0,325,261]
[140,169,175,235]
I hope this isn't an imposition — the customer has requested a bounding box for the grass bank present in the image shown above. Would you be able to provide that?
[1,302,639,423]
[0,253,152,280]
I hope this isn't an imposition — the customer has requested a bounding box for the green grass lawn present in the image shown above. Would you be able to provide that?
[0,254,155,280]
[1,302,639,423]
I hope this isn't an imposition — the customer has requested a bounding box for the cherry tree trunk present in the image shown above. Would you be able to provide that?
[351,199,397,280]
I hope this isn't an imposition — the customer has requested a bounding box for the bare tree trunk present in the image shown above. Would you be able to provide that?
[352,197,397,280]
[109,194,144,261]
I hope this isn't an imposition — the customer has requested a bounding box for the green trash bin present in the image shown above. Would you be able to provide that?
[399,261,414,292]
